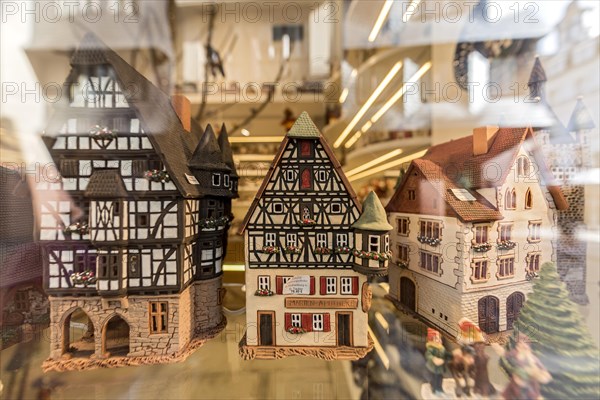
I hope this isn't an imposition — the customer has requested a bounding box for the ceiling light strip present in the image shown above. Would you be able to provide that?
[345,149,402,177]
[348,149,428,182]
[368,0,394,42]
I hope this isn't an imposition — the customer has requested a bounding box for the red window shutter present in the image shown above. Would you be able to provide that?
[351,277,359,295]
[323,314,331,332]
[301,168,312,189]
[276,276,284,294]
[284,313,292,330]
[310,277,316,295]
[320,277,327,295]
[302,314,313,332]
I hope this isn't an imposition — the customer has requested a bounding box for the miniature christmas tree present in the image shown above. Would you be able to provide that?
[513,262,600,399]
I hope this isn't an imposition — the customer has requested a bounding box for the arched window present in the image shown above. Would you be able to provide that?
[525,189,533,209]
[517,157,530,177]
[505,188,516,209]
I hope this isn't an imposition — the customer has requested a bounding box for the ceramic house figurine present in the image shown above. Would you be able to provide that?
[527,57,595,305]
[238,112,391,360]
[386,125,568,337]
[37,33,236,371]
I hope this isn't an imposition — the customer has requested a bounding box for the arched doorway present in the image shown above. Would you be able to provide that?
[506,292,525,330]
[62,308,95,357]
[102,315,130,357]
[478,296,499,334]
[399,277,416,312]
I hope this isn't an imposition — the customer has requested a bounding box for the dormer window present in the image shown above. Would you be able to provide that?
[212,173,221,187]
[369,235,380,252]
[224,174,230,188]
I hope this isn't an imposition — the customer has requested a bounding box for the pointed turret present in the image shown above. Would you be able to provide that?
[351,191,392,277]
[189,125,230,172]
[528,56,547,101]
[567,97,596,133]
[218,124,238,177]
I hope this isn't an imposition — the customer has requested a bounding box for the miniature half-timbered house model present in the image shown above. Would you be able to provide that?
[386,125,568,337]
[527,57,594,305]
[238,112,391,360]
[37,33,237,370]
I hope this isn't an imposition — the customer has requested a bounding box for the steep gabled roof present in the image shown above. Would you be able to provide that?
[352,191,393,231]
[188,125,231,172]
[0,242,43,289]
[386,127,568,221]
[239,114,361,234]
[567,97,596,132]
[218,124,238,177]
[286,112,321,138]
[45,33,203,198]
[85,169,128,198]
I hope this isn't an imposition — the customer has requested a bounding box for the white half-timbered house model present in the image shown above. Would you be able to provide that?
[386,125,568,337]
[37,34,237,370]
[239,112,391,360]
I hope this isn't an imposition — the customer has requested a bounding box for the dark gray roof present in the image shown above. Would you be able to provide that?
[217,124,238,178]
[188,125,231,172]
[70,32,109,65]
[85,169,128,198]
[567,97,596,132]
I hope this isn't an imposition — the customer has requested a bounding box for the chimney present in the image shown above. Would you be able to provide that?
[171,94,191,132]
[472,126,499,155]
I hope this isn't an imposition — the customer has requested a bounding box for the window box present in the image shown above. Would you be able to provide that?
[69,270,97,287]
[286,326,307,334]
[297,218,317,226]
[353,249,392,261]
[497,240,517,250]
[198,216,230,230]
[472,242,492,253]
[144,169,170,183]
[284,245,302,254]
[64,222,90,235]
[417,235,441,246]
[313,247,331,255]
[335,246,352,254]
[525,271,540,281]
[260,246,280,254]
[255,288,274,296]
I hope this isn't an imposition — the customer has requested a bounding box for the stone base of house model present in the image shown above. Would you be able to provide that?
[43,316,226,372]
[238,333,374,361]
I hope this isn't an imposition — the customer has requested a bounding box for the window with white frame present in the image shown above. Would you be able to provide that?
[369,235,380,252]
[291,313,301,327]
[527,253,541,272]
[282,276,292,285]
[529,221,541,242]
[384,236,390,252]
[340,277,352,294]
[316,233,327,248]
[258,276,270,290]
[312,314,324,331]
[326,277,336,294]
[286,233,297,247]
[273,202,284,214]
[212,173,221,187]
[224,174,230,187]
[336,233,348,247]
[420,220,441,239]
[265,233,276,247]
[285,169,296,182]
[316,170,328,182]
[331,202,342,214]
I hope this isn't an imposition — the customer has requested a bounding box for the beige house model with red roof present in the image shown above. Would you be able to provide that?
[386,126,568,336]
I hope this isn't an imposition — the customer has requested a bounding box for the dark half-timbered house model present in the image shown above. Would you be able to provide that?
[37,33,236,371]
[239,112,390,360]
[386,125,568,337]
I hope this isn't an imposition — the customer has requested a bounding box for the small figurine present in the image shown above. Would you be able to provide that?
[457,317,497,397]
[447,345,475,398]
[239,112,391,360]
[425,328,448,395]
[498,335,551,400]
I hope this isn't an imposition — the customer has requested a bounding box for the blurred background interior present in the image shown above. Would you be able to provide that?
[0,0,598,397]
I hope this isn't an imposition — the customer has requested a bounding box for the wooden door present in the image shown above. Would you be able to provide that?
[478,296,499,334]
[258,312,275,346]
[337,313,352,347]
[506,292,525,330]
[400,277,416,312]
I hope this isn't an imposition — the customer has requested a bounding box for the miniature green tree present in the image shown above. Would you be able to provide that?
[513,262,600,399]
